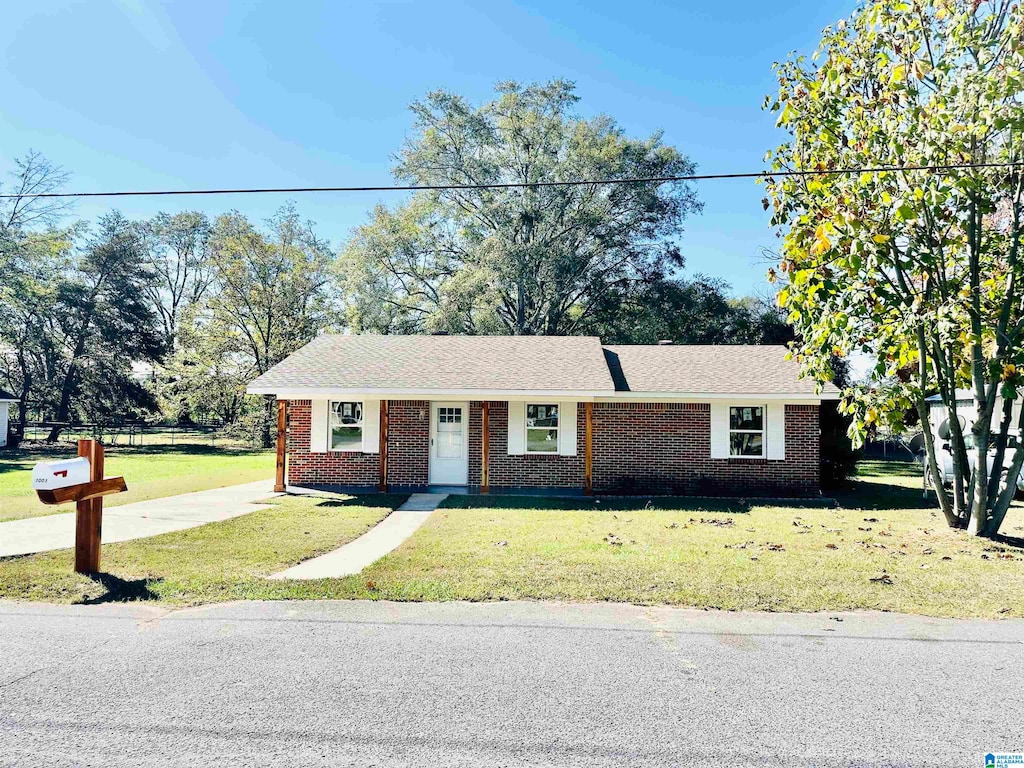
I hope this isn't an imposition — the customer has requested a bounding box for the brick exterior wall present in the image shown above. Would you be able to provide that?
[468,401,585,489]
[287,399,430,488]
[592,402,819,496]
[287,399,820,496]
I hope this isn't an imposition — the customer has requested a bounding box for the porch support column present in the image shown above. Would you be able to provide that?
[274,399,287,493]
[378,400,389,492]
[584,402,594,496]
[481,401,490,494]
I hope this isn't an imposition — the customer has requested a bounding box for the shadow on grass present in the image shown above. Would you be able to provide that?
[835,479,937,511]
[313,494,409,511]
[993,533,1024,550]
[78,572,163,605]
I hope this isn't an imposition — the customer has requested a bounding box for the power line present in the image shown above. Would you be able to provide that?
[0,160,1021,199]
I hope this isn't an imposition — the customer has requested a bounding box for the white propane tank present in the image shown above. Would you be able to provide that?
[32,457,91,491]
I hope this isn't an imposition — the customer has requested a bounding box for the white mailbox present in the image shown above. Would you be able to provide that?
[32,457,91,491]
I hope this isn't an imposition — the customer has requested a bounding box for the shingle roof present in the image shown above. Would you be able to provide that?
[248,334,616,394]
[602,344,838,396]
[247,335,837,398]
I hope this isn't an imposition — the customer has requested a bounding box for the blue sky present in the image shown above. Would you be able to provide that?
[1,0,853,296]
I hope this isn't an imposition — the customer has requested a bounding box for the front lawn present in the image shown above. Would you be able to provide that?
[0,445,274,522]
[1,460,1022,617]
[0,494,405,603]
[341,464,1023,617]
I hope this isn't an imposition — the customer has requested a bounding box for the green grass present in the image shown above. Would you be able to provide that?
[0,444,275,522]
[1,459,1022,617]
[0,495,405,603]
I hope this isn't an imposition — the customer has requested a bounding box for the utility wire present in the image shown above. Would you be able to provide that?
[0,160,1021,199]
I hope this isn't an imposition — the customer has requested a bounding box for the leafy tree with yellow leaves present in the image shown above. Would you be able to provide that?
[764,0,1024,536]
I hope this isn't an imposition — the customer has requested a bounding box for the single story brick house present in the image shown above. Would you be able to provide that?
[247,335,840,497]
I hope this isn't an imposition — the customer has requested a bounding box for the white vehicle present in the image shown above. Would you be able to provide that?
[925,428,1024,495]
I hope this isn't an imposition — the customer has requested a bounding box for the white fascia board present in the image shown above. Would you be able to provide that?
[246,386,607,401]
[594,393,835,403]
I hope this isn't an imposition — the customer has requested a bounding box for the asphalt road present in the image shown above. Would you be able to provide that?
[0,600,1021,767]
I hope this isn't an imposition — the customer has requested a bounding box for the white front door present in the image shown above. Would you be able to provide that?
[429,402,469,485]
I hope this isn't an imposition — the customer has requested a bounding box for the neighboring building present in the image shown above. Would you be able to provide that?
[247,335,840,497]
[0,390,16,448]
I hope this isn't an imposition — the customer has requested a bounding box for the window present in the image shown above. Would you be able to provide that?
[330,401,363,451]
[729,405,764,458]
[526,404,559,454]
[435,407,463,458]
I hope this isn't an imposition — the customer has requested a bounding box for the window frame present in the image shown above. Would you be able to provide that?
[328,400,364,453]
[525,403,560,455]
[728,404,766,459]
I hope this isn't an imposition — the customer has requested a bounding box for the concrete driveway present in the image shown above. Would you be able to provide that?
[0,481,278,557]
[0,600,1020,767]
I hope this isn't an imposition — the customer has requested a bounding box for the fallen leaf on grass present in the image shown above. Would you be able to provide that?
[604,534,623,547]
[666,522,679,529]
[922,548,934,555]
[941,556,952,561]
[919,564,931,569]
[365,580,377,590]
[869,574,894,585]
[858,526,873,531]
[765,543,786,552]
[863,517,879,523]
[690,517,735,527]
[825,543,839,550]
[494,541,508,547]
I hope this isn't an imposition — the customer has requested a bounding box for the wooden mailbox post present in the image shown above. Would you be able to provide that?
[32,439,127,573]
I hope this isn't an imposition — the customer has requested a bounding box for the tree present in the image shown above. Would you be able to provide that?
[0,151,74,440]
[142,211,214,349]
[340,80,701,335]
[764,0,1024,536]
[169,206,337,444]
[586,275,794,345]
[43,213,166,440]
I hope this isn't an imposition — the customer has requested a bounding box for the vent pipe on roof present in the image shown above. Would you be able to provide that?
[657,339,673,345]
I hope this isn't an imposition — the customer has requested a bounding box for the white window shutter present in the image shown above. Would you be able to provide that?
[559,401,578,456]
[709,402,729,458]
[362,399,380,453]
[310,400,329,453]
[507,401,525,455]
[766,402,786,460]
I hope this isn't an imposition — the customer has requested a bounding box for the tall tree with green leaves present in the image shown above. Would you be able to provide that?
[142,211,214,349]
[0,151,74,439]
[169,206,337,444]
[340,80,701,335]
[43,212,166,440]
[764,0,1024,536]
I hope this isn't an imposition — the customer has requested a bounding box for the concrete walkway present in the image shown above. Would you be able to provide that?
[0,481,278,558]
[270,493,447,580]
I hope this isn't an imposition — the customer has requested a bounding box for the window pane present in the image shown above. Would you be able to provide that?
[527,404,559,428]
[331,426,362,451]
[527,428,558,453]
[730,432,763,456]
[729,406,763,431]
[331,401,362,426]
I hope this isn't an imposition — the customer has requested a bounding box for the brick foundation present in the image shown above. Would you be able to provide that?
[286,399,820,496]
